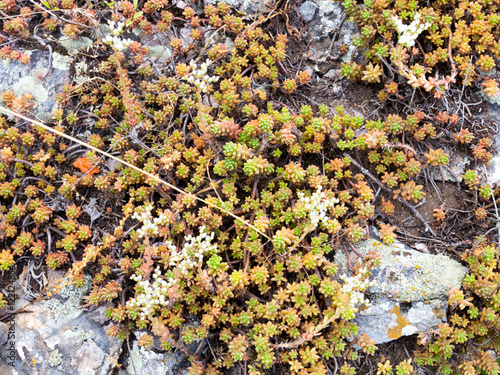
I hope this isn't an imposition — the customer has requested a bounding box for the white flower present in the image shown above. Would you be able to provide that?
[297,187,339,228]
[339,272,376,311]
[392,12,431,48]
[181,60,218,91]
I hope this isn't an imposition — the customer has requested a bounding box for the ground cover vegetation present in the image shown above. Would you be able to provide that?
[0,0,499,373]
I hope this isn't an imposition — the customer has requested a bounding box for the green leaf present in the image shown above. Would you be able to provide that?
[125,11,143,27]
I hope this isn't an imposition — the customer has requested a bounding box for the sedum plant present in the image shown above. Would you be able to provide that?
[415,240,500,375]
[0,0,498,373]
[339,0,500,98]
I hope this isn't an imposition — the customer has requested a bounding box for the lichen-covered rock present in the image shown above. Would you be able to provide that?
[354,298,446,344]
[58,36,93,55]
[124,332,188,375]
[0,50,71,121]
[0,273,121,375]
[300,1,319,23]
[430,149,470,183]
[335,231,468,343]
[301,1,360,61]
[206,0,274,16]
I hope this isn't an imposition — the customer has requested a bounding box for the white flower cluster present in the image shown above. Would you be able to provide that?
[297,187,339,228]
[126,267,175,319]
[126,227,217,319]
[392,12,431,48]
[169,226,216,275]
[102,20,133,51]
[182,60,219,93]
[339,267,376,310]
[132,204,170,239]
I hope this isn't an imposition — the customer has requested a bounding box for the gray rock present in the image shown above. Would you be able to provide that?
[131,27,173,64]
[335,230,468,343]
[430,148,470,183]
[0,50,71,122]
[125,332,187,375]
[206,0,274,16]
[304,1,360,60]
[355,297,446,344]
[485,103,500,184]
[300,1,319,23]
[0,273,122,375]
[59,36,93,55]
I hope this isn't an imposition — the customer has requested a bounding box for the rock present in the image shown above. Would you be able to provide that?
[354,297,446,344]
[300,1,318,23]
[324,69,341,80]
[125,332,188,375]
[430,148,470,183]
[334,230,468,344]
[205,0,274,16]
[0,273,122,375]
[131,27,173,64]
[59,36,93,55]
[0,50,71,121]
[485,103,500,184]
[485,87,500,107]
[302,1,360,61]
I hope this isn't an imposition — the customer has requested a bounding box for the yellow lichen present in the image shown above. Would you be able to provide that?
[387,304,410,339]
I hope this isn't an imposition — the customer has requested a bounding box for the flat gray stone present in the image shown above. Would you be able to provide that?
[305,0,360,60]
[205,0,274,16]
[300,1,318,23]
[0,273,121,375]
[0,50,70,122]
[125,331,191,375]
[354,297,446,344]
[335,231,468,343]
[59,36,93,55]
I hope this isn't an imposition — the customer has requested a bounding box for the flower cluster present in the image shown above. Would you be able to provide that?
[169,226,216,275]
[102,20,133,51]
[296,187,339,228]
[182,60,219,93]
[414,242,500,374]
[392,12,431,48]
[339,267,376,310]
[132,204,170,239]
[127,267,174,319]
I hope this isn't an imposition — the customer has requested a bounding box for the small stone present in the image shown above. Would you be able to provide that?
[59,36,93,55]
[126,332,185,375]
[354,297,446,344]
[205,0,274,16]
[176,0,188,9]
[300,1,318,23]
[324,69,341,80]
[0,322,8,346]
[0,50,70,121]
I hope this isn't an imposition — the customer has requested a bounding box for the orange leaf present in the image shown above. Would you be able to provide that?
[73,157,100,176]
